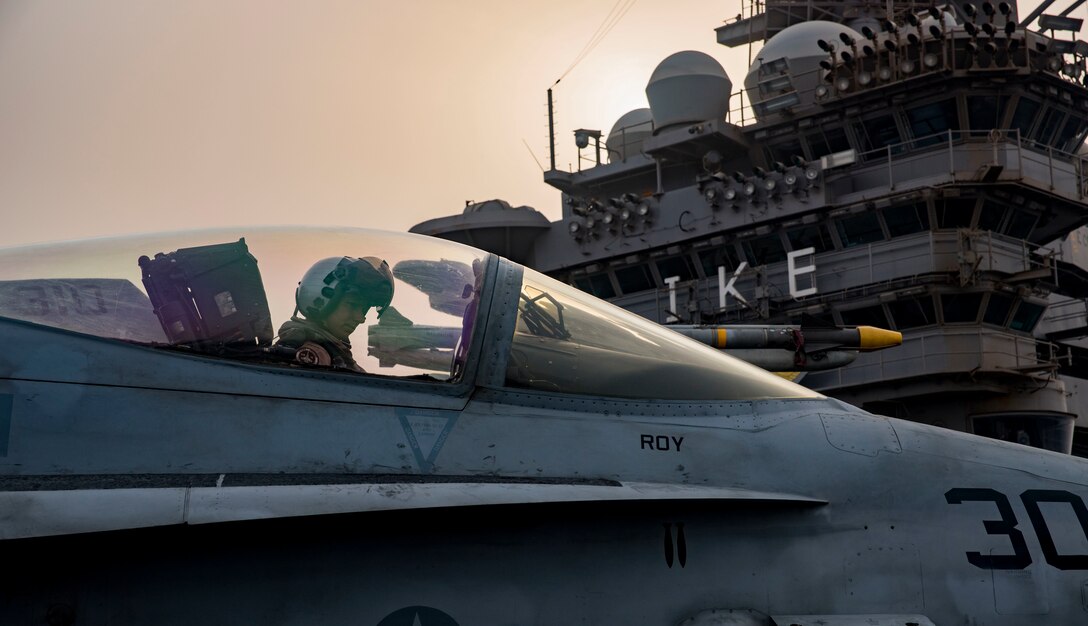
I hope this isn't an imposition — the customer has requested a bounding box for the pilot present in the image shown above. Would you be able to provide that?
[274,256,394,371]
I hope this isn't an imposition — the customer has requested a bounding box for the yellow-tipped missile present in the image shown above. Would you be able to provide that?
[670,324,902,352]
[667,324,902,372]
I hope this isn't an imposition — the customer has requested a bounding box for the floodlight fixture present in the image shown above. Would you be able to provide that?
[1039,14,1085,32]
[817,39,833,52]
[1051,39,1077,54]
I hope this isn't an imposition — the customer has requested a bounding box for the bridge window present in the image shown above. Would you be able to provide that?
[1009,97,1041,140]
[698,245,740,277]
[1033,107,1066,145]
[1010,301,1045,332]
[967,95,1010,137]
[840,304,890,328]
[655,255,697,283]
[888,296,937,329]
[854,115,902,156]
[743,233,787,265]
[907,99,959,147]
[976,200,1007,232]
[574,273,616,299]
[941,292,983,323]
[883,202,930,236]
[806,126,850,159]
[786,224,833,253]
[983,293,1014,326]
[1057,116,1086,153]
[614,263,654,294]
[937,197,976,228]
[835,212,884,248]
[1002,211,1037,239]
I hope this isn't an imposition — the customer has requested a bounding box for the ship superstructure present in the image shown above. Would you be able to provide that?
[412,1,1088,457]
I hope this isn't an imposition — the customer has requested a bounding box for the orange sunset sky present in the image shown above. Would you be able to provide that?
[0,1,1073,247]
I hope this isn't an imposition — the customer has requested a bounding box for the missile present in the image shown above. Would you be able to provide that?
[669,325,902,352]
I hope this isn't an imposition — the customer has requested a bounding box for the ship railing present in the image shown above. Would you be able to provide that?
[831,128,1088,203]
[809,327,1061,389]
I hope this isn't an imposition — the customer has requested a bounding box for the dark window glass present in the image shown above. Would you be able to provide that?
[786,224,833,252]
[656,256,696,283]
[967,95,1010,137]
[941,292,983,323]
[743,234,787,265]
[937,198,976,228]
[840,305,890,328]
[1009,97,1041,139]
[588,273,616,298]
[883,202,930,236]
[615,264,654,294]
[806,126,850,159]
[697,246,740,277]
[574,277,592,294]
[1058,116,1084,153]
[1003,211,1037,239]
[888,296,937,329]
[907,99,960,147]
[976,200,1007,232]
[1033,107,1066,145]
[835,212,884,247]
[1010,301,1045,332]
[984,293,1014,326]
[771,139,804,166]
[855,115,902,155]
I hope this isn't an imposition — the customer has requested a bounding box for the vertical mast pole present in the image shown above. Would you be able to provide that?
[547,88,556,171]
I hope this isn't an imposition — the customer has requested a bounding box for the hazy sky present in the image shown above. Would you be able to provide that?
[0,1,1070,247]
[0,0,754,247]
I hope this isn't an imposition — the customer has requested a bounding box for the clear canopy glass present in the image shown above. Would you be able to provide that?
[0,227,486,380]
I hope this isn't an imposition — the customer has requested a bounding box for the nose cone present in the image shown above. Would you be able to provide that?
[857,326,903,351]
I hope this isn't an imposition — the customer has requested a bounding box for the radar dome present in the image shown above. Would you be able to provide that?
[743,21,866,119]
[606,108,654,163]
[645,51,732,133]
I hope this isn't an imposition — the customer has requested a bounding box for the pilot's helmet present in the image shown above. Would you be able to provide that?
[296,256,395,321]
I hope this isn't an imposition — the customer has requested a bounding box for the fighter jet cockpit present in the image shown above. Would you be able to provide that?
[0,228,485,382]
[0,227,814,400]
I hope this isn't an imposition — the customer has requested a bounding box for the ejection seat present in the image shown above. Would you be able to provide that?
[139,238,274,356]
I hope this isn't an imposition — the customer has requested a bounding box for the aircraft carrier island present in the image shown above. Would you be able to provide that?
[413,0,1088,458]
